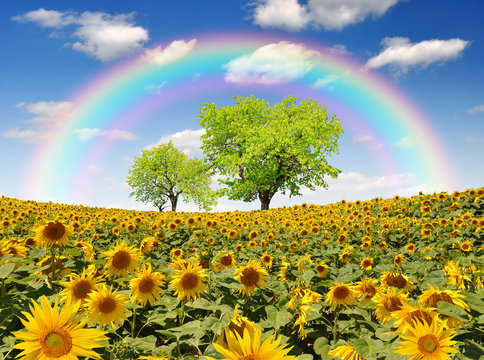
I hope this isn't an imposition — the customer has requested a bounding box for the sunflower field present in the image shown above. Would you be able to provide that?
[0,188,483,360]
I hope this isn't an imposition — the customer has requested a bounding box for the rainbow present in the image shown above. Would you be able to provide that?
[24,32,455,204]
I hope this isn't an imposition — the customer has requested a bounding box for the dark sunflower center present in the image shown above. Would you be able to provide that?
[334,286,350,300]
[41,328,72,357]
[44,222,66,241]
[112,251,131,269]
[241,268,260,286]
[99,297,116,313]
[385,297,403,312]
[221,255,232,266]
[73,280,92,299]
[139,277,154,293]
[362,260,372,268]
[427,293,453,307]
[181,273,199,290]
[408,310,433,326]
[387,274,407,289]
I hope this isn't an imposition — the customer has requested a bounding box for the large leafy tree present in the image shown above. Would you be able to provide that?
[126,141,220,212]
[198,95,343,210]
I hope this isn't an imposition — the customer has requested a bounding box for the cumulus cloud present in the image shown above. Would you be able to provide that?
[224,41,319,85]
[12,9,148,62]
[467,105,484,115]
[73,128,137,141]
[252,0,311,31]
[144,128,206,155]
[139,39,197,66]
[2,101,74,143]
[250,0,400,31]
[366,37,470,74]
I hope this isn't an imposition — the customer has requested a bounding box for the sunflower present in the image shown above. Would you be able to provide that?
[85,284,130,328]
[405,243,417,254]
[234,259,268,297]
[419,285,470,327]
[394,254,405,267]
[170,248,183,259]
[170,261,208,301]
[459,240,472,252]
[219,253,236,270]
[215,305,257,350]
[35,220,73,248]
[59,268,99,305]
[103,241,140,278]
[392,303,438,334]
[12,295,107,360]
[328,344,364,360]
[395,319,457,359]
[381,271,413,292]
[443,260,470,290]
[260,252,273,268]
[315,263,329,278]
[355,277,381,304]
[374,288,408,323]
[325,283,358,310]
[130,264,165,306]
[210,327,296,360]
[360,257,374,271]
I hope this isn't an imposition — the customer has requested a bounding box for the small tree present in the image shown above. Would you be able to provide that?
[126,141,219,212]
[198,95,343,210]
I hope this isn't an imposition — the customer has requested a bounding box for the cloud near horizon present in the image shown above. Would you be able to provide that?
[224,41,319,85]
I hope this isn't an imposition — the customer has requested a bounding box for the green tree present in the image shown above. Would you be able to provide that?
[126,141,220,212]
[197,95,343,210]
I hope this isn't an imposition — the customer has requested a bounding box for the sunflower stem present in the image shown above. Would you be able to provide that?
[180,300,186,325]
[333,308,339,344]
[131,307,137,338]
[50,246,57,292]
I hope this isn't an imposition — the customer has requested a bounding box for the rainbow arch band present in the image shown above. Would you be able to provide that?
[25,32,455,202]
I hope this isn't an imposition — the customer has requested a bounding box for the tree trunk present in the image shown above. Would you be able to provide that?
[157,205,165,212]
[259,189,275,210]
[170,196,178,212]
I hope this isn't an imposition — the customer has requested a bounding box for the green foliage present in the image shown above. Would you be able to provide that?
[197,95,344,209]
[126,141,220,212]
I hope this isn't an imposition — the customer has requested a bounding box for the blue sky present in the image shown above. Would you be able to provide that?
[1,1,483,212]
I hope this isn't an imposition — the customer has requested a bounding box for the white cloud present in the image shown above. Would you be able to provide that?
[307,0,400,30]
[144,128,206,155]
[224,41,319,85]
[312,74,339,90]
[139,39,197,66]
[71,12,148,62]
[13,9,148,62]
[353,134,373,143]
[467,105,484,115]
[12,8,74,28]
[366,37,470,73]
[250,0,400,31]
[329,44,350,55]
[395,136,413,148]
[252,0,311,31]
[2,100,74,143]
[465,136,484,143]
[73,128,137,141]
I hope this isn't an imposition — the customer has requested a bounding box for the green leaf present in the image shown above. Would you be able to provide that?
[313,337,331,359]
[437,302,469,321]
[298,355,313,360]
[263,305,291,330]
[422,270,447,288]
[375,327,397,341]
[0,263,15,279]
[353,337,380,360]
[462,290,484,314]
